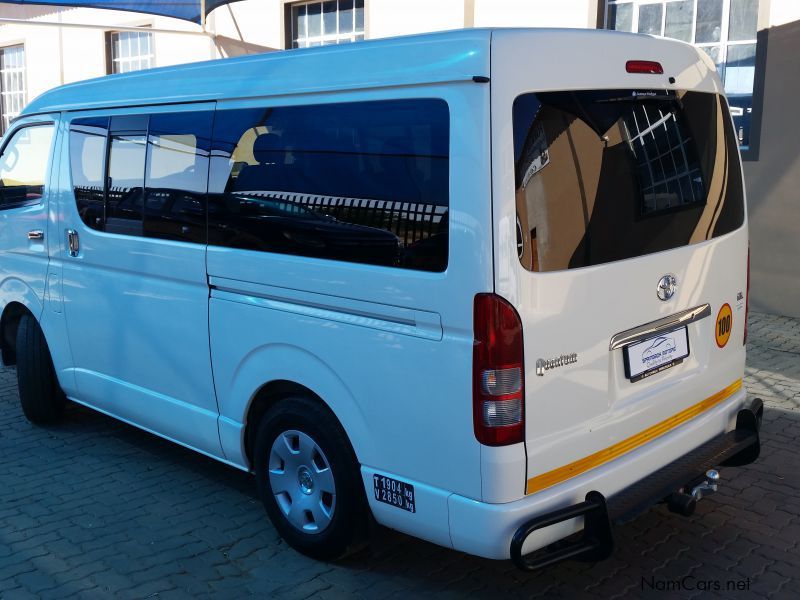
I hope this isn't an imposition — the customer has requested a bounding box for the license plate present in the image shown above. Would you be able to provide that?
[373,475,416,513]
[624,326,690,382]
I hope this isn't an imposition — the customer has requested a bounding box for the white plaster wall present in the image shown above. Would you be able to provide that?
[367,0,465,38]
[0,5,214,107]
[474,0,598,28]
[209,0,283,52]
[769,0,800,27]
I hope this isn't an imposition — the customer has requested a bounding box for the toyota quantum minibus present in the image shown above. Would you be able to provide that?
[0,28,761,569]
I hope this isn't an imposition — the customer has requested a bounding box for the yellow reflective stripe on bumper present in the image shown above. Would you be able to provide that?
[525,379,743,495]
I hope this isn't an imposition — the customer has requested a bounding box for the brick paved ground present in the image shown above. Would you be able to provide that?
[0,312,798,599]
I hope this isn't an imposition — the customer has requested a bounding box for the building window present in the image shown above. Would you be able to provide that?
[288,0,365,48]
[0,45,26,134]
[107,31,154,74]
[605,0,759,149]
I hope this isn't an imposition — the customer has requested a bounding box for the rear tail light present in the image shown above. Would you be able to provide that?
[626,60,664,74]
[473,294,524,446]
[744,245,751,345]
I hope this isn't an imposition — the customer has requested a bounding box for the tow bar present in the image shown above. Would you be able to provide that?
[510,398,762,571]
[667,469,720,516]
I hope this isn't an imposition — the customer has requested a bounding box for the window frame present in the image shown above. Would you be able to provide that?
[285,0,366,49]
[0,44,27,135]
[0,121,56,211]
[603,0,762,159]
[105,29,155,75]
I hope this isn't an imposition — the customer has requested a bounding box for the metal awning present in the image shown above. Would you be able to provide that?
[0,1,243,25]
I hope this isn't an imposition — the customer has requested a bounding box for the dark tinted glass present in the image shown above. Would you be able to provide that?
[513,90,744,272]
[69,117,108,229]
[144,112,212,243]
[107,133,146,236]
[69,111,212,242]
[208,99,450,271]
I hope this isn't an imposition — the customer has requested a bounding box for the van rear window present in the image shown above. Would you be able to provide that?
[513,89,744,272]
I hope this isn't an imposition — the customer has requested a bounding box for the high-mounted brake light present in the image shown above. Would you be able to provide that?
[473,294,525,446]
[744,245,751,345]
[626,60,664,74]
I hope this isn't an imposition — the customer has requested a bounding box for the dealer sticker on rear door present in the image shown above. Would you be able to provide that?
[624,326,690,382]
[373,475,416,513]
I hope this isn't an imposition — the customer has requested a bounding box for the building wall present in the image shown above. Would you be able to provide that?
[473,0,599,28]
[0,5,214,104]
[209,0,282,53]
[368,0,464,38]
[769,0,800,27]
[743,16,800,317]
[0,0,601,106]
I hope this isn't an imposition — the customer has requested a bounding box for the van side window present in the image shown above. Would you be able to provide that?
[68,111,213,243]
[0,125,54,210]
[207,99,450,271]
[106,133,147,236]
[143,113,211,244]
[70,117,108,229]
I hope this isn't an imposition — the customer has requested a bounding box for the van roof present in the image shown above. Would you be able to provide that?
[22,28,496,115]
[22,27,680,116]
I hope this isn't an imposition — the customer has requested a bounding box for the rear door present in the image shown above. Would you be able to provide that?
[491,31,748,494]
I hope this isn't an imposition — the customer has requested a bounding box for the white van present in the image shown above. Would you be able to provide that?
[0,28,761,569]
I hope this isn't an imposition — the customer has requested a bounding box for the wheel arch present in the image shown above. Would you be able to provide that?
[243,380,325,469]
[0,295,40,366]
[219,343,371,472]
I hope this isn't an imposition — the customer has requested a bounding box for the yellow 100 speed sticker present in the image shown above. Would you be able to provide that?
[715,303,733,348]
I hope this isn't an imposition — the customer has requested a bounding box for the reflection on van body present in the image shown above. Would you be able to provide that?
[209,193,402,266]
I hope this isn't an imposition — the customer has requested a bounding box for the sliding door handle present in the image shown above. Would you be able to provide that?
[66,229,80,257]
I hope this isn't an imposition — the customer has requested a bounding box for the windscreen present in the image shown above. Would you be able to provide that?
[513,89,744,272]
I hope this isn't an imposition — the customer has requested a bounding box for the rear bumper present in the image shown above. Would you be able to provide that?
[447,388,756,560]
[510,398,761,570]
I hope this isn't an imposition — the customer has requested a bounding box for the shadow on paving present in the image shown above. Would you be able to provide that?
[0,314,798,598]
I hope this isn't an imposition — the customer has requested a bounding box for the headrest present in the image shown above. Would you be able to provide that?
[253,133,283,164]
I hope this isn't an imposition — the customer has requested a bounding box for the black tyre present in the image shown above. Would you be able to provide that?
[254,396,367,560]
[15,314,65,424]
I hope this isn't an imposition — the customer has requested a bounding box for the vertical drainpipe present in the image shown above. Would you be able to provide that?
[200,0,215,61]
[57,7,64,85]
[464,0,475,28]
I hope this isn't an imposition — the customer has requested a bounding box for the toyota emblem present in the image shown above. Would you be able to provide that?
[657,274,677,301]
